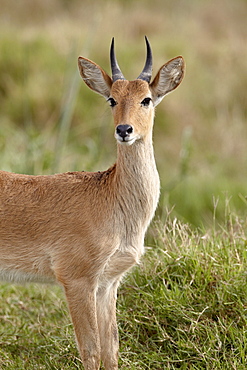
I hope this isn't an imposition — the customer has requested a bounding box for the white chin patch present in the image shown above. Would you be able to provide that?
[115,134,140,145]
[117,137,135,145]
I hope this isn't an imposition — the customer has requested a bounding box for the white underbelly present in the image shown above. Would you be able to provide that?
[0,267,56,284]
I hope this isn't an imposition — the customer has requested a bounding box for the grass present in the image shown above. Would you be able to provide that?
[119,211,247,369]
[0,284,81,369]
[0,211,247,369]
[0,0,247,368]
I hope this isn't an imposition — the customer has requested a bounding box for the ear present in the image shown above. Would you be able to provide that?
[150,56,185,107]
[78,57,112,99]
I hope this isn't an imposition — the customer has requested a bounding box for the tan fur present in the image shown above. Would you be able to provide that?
[0,42,185,369]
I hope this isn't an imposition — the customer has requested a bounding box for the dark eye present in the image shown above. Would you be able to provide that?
[107,97,117,107]
[141,97,152,107]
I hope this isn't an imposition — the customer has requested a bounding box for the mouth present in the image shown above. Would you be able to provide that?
[115,133,141,145]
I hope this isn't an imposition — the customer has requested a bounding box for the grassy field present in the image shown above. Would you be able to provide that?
[0,0,247,368]
[1,212,247,369]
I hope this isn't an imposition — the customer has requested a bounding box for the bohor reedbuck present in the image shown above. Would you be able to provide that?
[0,37,185,369]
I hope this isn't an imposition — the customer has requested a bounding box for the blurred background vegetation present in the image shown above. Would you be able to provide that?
[0,0,246,227]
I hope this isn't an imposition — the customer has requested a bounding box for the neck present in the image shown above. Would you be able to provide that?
[116,135,156,177]
[114,134,160,227]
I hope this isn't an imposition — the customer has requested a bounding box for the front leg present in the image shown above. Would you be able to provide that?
[96,248,141,369]
[63,278,101,370]
[96,280,120,370]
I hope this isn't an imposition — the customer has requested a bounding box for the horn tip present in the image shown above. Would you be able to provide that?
[144,36,151,50]
[110,37,125,81]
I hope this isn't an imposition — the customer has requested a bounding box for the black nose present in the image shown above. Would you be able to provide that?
[116,125,133,139]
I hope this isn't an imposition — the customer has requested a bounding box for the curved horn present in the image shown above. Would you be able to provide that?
[137,36,153,83]
[110,38,125,82]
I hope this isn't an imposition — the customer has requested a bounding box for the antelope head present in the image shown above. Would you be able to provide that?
[78,37,185,145]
